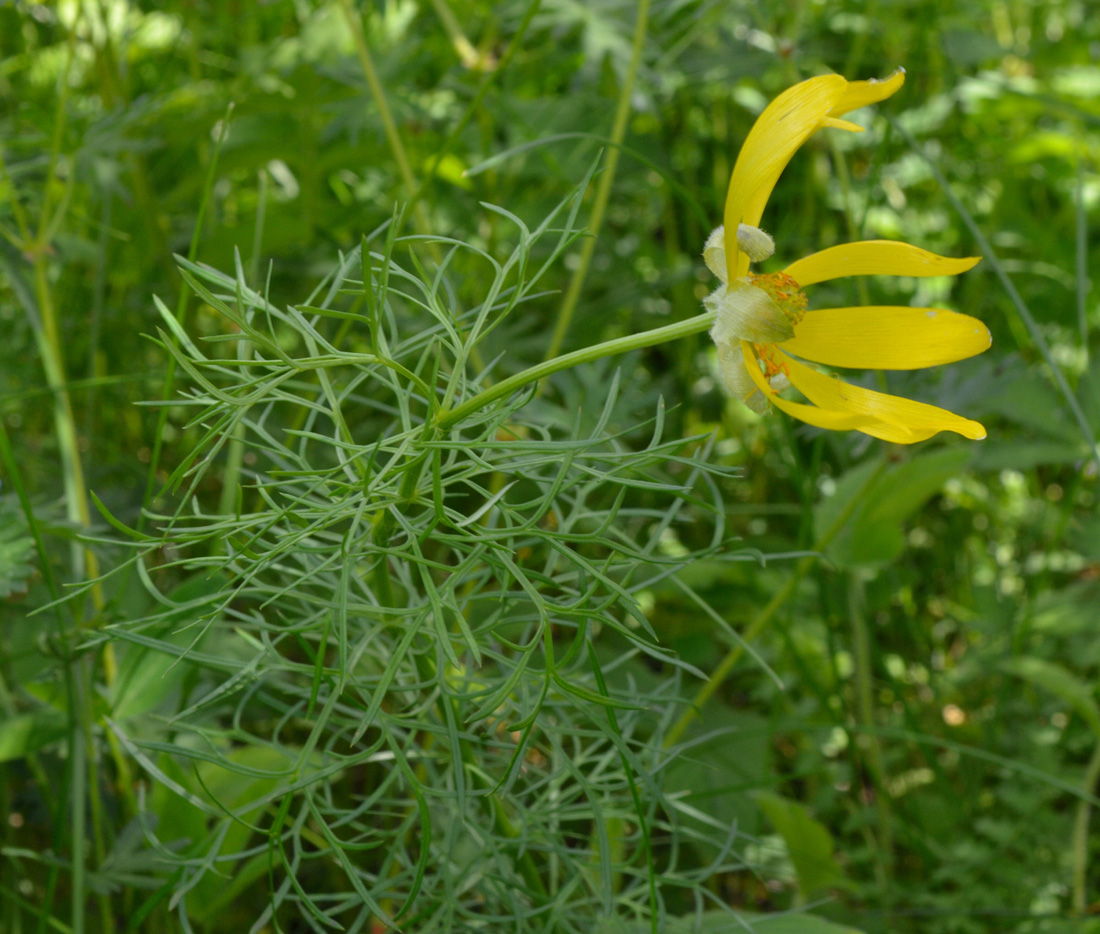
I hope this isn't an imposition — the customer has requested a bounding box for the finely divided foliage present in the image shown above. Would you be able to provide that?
[7,4,1100,932]
[109,188,745,929]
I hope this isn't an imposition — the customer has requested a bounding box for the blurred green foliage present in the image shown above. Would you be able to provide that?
[3,0,1100,932]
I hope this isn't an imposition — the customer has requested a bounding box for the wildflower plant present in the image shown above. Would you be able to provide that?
[706,70,992,442]
[29,63,993,932]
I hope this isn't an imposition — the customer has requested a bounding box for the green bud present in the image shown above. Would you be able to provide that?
[735,224,775,263]
[703,226,728,282]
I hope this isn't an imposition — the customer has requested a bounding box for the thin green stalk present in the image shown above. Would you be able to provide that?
[543,0,651,363]
[588,643,657,931]
[1072,740,1100,913]
[1,35,113,924]
[83,182,112,446]
[405,0,542,220]
[80,677,112,934]
[209,169,271,517]
[69,668,87,934]
[338,0,433,240]
[373,485,552,908]
[896,119,1100,476]
[361,351,554,908]
[138,103,233,529]
[0,74,104,617]
[437,310,717,430]
[0,420,77,934]
[847,574,895,891]
[1076,160,1089,361]
[217,174,268,520]
[663,457,889,750]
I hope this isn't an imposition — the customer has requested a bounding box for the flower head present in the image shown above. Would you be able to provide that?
[708,70,990,444]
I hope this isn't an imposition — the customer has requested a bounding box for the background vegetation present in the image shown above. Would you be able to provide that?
[2,1,1100,932]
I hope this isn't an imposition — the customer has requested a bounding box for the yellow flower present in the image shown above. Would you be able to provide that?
[707,69,990,444]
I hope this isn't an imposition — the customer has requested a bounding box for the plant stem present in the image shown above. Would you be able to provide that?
[404,0,542,221]
[543,0,651,363]
[0,57,105,619]
[1072,740,1100,912]
[663,457,889,749]
[338,0,433,241]
[139,105,232,526]
[1076,160,1089,362]
[897,119,1100,477]
[848,573,895,891]
[437,310,717,430]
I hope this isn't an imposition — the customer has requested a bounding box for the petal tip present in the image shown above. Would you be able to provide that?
[962,420,988,440]
[874,67,906,91]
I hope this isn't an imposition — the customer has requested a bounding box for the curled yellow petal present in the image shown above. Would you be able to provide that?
[782,306,992,369]
[779,350,987,441]
[821,117,864,132]
[834,68,906,115]
[723,70,905,281]
[784,241,981,286]
[724,75,848,280]
[739,342,879,433]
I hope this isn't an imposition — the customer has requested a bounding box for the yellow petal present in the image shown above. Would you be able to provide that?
[833,68,906,115]
[739,342,878,432]
[723,71,905,281]
[821,117,864,132]
[782,306,992,369]
[724,75,848,280]
[784,241,981,286]
[779,350,987,441]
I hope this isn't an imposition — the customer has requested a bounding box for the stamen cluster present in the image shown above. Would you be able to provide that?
[747,272,807,328]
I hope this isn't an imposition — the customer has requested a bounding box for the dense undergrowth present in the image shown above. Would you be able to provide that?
[2,1,1100,932]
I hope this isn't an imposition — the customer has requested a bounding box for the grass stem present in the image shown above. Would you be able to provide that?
[664,456,889,750]
[542,0,651,363]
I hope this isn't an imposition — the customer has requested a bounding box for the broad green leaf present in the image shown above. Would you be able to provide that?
[0,499,35,598]
[108,571,227,721]
[722,914,864,934]
[665,711,771,849]
[1028,582,1100,636]
[1000,657,1100,738]
[595,909,864,934]
[941,30,1003,66]
[754,791,846,898]
[817,447,971,567]
[0,711,67,762]
[1073,515,1100,560]
[172,744,292,923]
[973,439,1087,472]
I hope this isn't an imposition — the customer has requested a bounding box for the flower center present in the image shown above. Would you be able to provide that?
[747,272,807,330]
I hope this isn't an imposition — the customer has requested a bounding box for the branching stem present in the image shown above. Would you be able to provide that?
[437,311,717,430]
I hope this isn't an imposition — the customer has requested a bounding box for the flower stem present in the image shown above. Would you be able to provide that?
[1072,740,1100,913]
[437,311,716,430]
[663,457,889,750]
